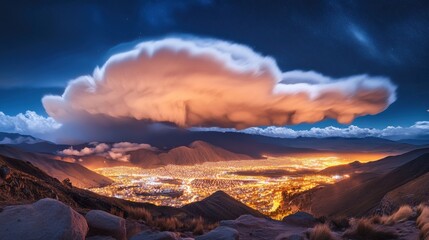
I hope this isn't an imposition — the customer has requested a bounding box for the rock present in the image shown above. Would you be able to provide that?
[220,215,307,240]
[86,236,116,240]
[126,219,148,239]
[195,226,238,240]
[0,198,88,240]
[275,233,304,240]
[282,212,317,227]
[0,165,11,180]
[130,230,178,240]
[62,178,73,188]
[85,210,126,240]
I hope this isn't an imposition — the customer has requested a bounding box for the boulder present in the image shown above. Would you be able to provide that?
[130,230,178,240]
[220,215,307,240]
[126,219,149,239]
[85,210,126,240]
[0,198,88,240]
[275,233,304,240]
[195,226,238,240]
[282,212,317,227]
[86,236,116,240]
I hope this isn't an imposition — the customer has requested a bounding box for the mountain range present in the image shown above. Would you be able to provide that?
[1,131,428,239]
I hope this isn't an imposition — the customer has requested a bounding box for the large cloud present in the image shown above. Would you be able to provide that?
[42,38,396,131]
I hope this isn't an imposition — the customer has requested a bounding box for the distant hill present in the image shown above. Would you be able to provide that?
[0,145,113,188]
[1,131,423,160]
[182,190,265,222]
[0,132,45,144]
[131,140,253,167]
[78,140,254,169]
[122,131,420,157]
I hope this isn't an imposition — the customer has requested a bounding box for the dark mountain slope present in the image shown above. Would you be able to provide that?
[307,153,429,217]
[379,172,429,212]
[320,147,429,175]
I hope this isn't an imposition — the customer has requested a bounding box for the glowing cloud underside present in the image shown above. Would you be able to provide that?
[42,38,396,129]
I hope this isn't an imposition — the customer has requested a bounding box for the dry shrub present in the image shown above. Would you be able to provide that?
[308,224,336,240]
[123,205,153,225]
[420,223,429,240]
[417,206,429,228]
[110,206,125,218]
[329,216,350,231]
[343,218,398,240]
[386,205,414,224]
[416,206,429,240]
[187,216,205,235]
[155,216,183,231]
[417,203,427,215]
[368,215,383,225]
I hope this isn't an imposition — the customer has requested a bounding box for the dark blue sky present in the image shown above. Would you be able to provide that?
[0,0,428,129]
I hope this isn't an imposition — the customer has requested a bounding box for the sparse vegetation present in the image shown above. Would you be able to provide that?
[155,216,183,231]
[416,206,429,239]
[122,205,153,225]
[377,205,415,225]
[121,205,214,234]
[417,206,429,228]
[343,218,398,240]
[388,205,414,224]
[308,224,336,240]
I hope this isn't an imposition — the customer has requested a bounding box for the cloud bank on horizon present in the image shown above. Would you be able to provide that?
[192,121,429,140]
[42,37,396,132]
[0,111,428,142]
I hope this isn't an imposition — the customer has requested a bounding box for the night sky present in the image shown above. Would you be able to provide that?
[0,0,428,141]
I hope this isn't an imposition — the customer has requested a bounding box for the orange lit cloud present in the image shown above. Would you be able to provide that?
[42,38,396,130]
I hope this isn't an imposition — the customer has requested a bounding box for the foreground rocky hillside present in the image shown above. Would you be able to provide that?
[1,197,427,239]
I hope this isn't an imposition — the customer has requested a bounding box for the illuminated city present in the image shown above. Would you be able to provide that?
[88,156,358,219]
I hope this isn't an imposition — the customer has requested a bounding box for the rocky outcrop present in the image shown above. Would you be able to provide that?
[0,198,88,240]
[195,226,238,240]
[85,210,126,240]
[0,165,11,180]
[220,215,307,240]
[86,236,116,240]
[282,211,317,227]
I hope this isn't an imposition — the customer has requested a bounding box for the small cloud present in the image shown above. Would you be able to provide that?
[0,111,60,138]
[58,142,156,162]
